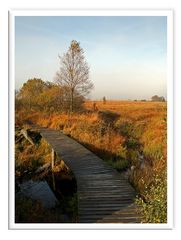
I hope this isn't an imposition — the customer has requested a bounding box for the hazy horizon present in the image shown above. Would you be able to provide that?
[15,16,167,100]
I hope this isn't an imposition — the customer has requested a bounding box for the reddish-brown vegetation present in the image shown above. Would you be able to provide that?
[15,100,167,223]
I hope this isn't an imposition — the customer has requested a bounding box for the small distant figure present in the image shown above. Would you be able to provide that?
[103,96,106,104]
[93,102,98,111]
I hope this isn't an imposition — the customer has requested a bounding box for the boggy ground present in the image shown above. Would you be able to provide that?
[15,100,167,223]
[15,128,78,223]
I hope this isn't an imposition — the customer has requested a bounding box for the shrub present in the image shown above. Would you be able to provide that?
[112,159,129,171]
[136,170,167,223]
[15,132,51,175]
[15,195,65,223]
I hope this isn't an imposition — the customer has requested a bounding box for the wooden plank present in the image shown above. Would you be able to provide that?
[78,202,134,207]
[79,186,133,190]
[79,189,134,194]
[78,210,141,216]
[78,206,137,211]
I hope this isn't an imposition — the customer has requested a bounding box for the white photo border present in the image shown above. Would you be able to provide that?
[9,9,173,230]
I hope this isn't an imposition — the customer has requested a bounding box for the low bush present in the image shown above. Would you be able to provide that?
[15,130,51,176]
[136,170,167,223]
[15,195,66,223]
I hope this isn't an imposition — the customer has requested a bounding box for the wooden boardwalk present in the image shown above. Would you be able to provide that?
[33,126,142,223]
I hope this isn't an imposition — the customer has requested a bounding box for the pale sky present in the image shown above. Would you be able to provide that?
[15,16,167,100]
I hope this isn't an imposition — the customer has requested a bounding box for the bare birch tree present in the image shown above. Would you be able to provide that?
[55,40,94,112]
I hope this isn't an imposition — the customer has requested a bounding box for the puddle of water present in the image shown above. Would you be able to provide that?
[19,180,59,208]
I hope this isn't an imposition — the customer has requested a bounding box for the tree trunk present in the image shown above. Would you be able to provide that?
[70,88,74,112]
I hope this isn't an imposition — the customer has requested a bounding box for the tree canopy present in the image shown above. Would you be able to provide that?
[16,78,84,112]
[55,40,94,112]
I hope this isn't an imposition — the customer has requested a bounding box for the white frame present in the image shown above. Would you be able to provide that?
[9,9,173,230]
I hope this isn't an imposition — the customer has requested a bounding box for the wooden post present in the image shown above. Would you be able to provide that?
[52,171,56,191]
[51,148,56,169]
[51,149,56,191]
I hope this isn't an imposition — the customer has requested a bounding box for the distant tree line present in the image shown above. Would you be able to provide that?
[151,95,166,102]
[133,95,166,102]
